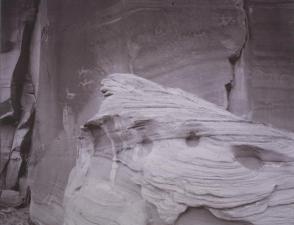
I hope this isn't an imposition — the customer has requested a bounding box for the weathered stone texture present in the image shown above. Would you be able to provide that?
[28,1,249,224]
[1,0,294,225]
[64,74,294,225]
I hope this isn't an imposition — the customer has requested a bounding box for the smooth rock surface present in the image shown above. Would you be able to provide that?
[64,74,294,225]
[245,1,294,131]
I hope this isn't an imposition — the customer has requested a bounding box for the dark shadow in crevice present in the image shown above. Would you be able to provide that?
[233,144,293,170]
[185,132,200,147]
[175,207,253,225]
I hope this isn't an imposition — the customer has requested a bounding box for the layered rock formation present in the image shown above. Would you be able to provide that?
[64,74,294,225]
[27,1,250,224]
[24,2,294,222]
[1,1,294,225]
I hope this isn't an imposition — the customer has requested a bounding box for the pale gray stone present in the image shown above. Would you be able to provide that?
[64,74,294,225]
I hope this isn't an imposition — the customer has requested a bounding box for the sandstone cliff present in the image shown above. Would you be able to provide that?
[1,1,294,224]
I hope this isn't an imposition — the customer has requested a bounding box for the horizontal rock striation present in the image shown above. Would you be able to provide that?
[28,1,248,223]
[1,1,294,224]
[64,74,294,225]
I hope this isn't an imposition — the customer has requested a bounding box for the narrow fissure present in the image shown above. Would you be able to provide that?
[225,0,250,111]
[0,1,39,222]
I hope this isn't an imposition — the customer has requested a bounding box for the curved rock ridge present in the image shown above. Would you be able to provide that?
[64,73,294,225]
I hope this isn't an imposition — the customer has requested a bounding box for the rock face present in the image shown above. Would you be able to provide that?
[240,0,294,131]
[64,74,294,225]
[1,1,294,225]
[23,2,294,223]
[27,1,250,224]
[0,0,39,208]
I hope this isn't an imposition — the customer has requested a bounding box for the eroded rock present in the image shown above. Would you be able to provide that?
[0,0,39,207]
[64,74,294,225]
[1,1,294,224]
[0,206,30,225]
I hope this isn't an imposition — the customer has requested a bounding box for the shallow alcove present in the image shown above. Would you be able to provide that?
[175,207,252,225]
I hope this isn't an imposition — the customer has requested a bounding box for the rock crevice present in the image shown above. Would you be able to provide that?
[0,0,39,208]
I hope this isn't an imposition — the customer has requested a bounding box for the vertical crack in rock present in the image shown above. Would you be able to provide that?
[0,0,39,208]
[226,0,250,111]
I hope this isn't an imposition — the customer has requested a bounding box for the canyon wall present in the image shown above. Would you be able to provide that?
[1,0,294,224]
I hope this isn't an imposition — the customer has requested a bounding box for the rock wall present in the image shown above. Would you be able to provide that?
[0,0,38,208]
[0,0,294,225]
[244,1,294,130]
[64,73,294,225]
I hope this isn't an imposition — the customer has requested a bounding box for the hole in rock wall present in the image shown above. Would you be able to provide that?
[175,207,253,225]
[233,144,292,170]
[138,137,153,157]
[185,132,200,147]
[233,146,264,170]
[235,153,263,170]
[141,137,153,148]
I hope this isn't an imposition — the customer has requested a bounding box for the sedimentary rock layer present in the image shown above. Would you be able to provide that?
[1,1,294,224]
[28,1,248,223]
[64,74,294,225]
